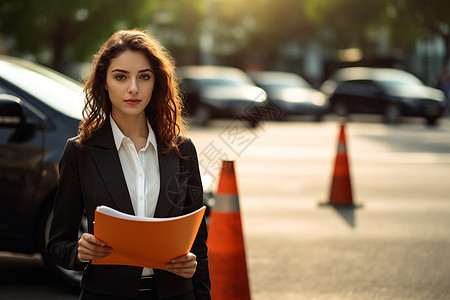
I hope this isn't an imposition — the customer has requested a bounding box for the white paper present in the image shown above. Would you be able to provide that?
[95,205,205,222]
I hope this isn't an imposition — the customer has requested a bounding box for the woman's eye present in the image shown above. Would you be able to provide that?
[115,74,126,80]
[140,74,151,80]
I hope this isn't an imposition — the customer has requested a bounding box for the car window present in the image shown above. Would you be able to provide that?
[353,80,381,92]
[335,82,359,94]
[0,59,84,120]
[377,79,422,90]
[335,80,379,96]
[198,78,245,87]
[258,81,311,90]
[254,75,311,89]
[0,82,47,125]
[378,71,423,86]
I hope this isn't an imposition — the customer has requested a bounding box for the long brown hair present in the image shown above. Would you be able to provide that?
[78,28,186,154]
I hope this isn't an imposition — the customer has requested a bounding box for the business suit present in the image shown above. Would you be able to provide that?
[47,118,211,299]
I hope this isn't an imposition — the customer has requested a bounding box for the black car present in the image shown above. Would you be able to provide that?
[178,65,268,126]
[249,71,329,121]
[0,55,86,287]
[320,67,446,125]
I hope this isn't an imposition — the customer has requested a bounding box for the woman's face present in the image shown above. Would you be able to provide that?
[105,49,155,121]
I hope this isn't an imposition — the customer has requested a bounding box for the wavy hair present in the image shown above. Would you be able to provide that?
[78,29,186,154]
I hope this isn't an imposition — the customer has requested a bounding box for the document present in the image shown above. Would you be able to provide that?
[92,205,206,270]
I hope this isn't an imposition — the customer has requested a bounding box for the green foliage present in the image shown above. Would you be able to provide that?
[0,0,156,71]
[385,0,450,43]
[385,0,450,67]
[304,0,449,44]
[1,0,449,72]
[304,0,449,68]
[149,0,204,49]
[210,0,319,67]
[305,0,387,47]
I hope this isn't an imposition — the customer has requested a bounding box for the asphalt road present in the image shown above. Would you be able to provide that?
[190,115,450,300]
[1,115,449,299]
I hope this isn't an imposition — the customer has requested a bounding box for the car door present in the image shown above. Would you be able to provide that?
[0,88,45,250]
[351,80,387,114]
[334,80,387,114]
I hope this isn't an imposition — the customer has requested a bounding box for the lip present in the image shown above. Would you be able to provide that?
[124,98,142,105]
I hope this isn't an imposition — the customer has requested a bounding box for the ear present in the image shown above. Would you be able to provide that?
[105,83,108,91]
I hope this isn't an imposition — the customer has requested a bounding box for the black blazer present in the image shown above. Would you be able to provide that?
[47,119,211,299]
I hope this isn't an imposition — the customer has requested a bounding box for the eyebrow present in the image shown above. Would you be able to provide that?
[111,68,153,73]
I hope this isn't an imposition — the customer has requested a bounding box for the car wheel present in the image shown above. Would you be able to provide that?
[39,204,87,289]
[247,117,260,128]
[334,102,348,116]
[265,100,286,121]
[384,103,401,124]
[426,116,438,126]
[194,105,211,126]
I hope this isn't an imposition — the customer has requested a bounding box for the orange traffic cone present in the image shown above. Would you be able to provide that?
[207,160,251,300]
[321,120,361,207]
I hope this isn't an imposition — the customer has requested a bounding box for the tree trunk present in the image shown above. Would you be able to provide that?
[50,20,70,73]
[443,33,450,71]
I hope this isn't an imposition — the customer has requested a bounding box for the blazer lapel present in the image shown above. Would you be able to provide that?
[85,119,180,218]
[154,137,179,218]
[86,119,135,215]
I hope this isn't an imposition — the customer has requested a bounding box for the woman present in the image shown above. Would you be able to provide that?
[47,29,211,300]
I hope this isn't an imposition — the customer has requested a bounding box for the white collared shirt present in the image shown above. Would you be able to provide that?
[110,116,160,276]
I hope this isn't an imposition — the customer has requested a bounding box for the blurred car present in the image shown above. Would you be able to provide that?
[249,71,329,121]
[320,67,446,125]
[0,55,85,287]
[0,56,213,289]
[178,65,268,126]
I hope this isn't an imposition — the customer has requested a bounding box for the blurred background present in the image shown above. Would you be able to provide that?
[1,0,449,88]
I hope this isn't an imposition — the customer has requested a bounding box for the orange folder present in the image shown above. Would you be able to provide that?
[92,206,206,270]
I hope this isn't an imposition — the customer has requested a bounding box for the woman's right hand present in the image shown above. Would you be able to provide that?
[77,233,113,263]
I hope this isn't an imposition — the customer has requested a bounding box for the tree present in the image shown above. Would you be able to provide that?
[304,0,450,71]
[304,0,387,56]
[247,0,319,69]
[206,0,319,69]
[141,0,205,66]
[0,0,156,73]
[386,0,450,71]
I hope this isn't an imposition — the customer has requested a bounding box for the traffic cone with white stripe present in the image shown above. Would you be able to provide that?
[321,120,361,207]
[207,160,251,300]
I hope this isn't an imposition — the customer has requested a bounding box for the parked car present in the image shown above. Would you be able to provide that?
[249,71,329,121]
[178,65,268,126]
[320,67,446,125]
[0,55,213,289]
[0,55,85,287]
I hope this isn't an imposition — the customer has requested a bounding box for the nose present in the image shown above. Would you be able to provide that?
[128,78,138,95]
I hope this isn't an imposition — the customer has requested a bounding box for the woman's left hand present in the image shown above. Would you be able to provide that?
[165,252,197,278]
